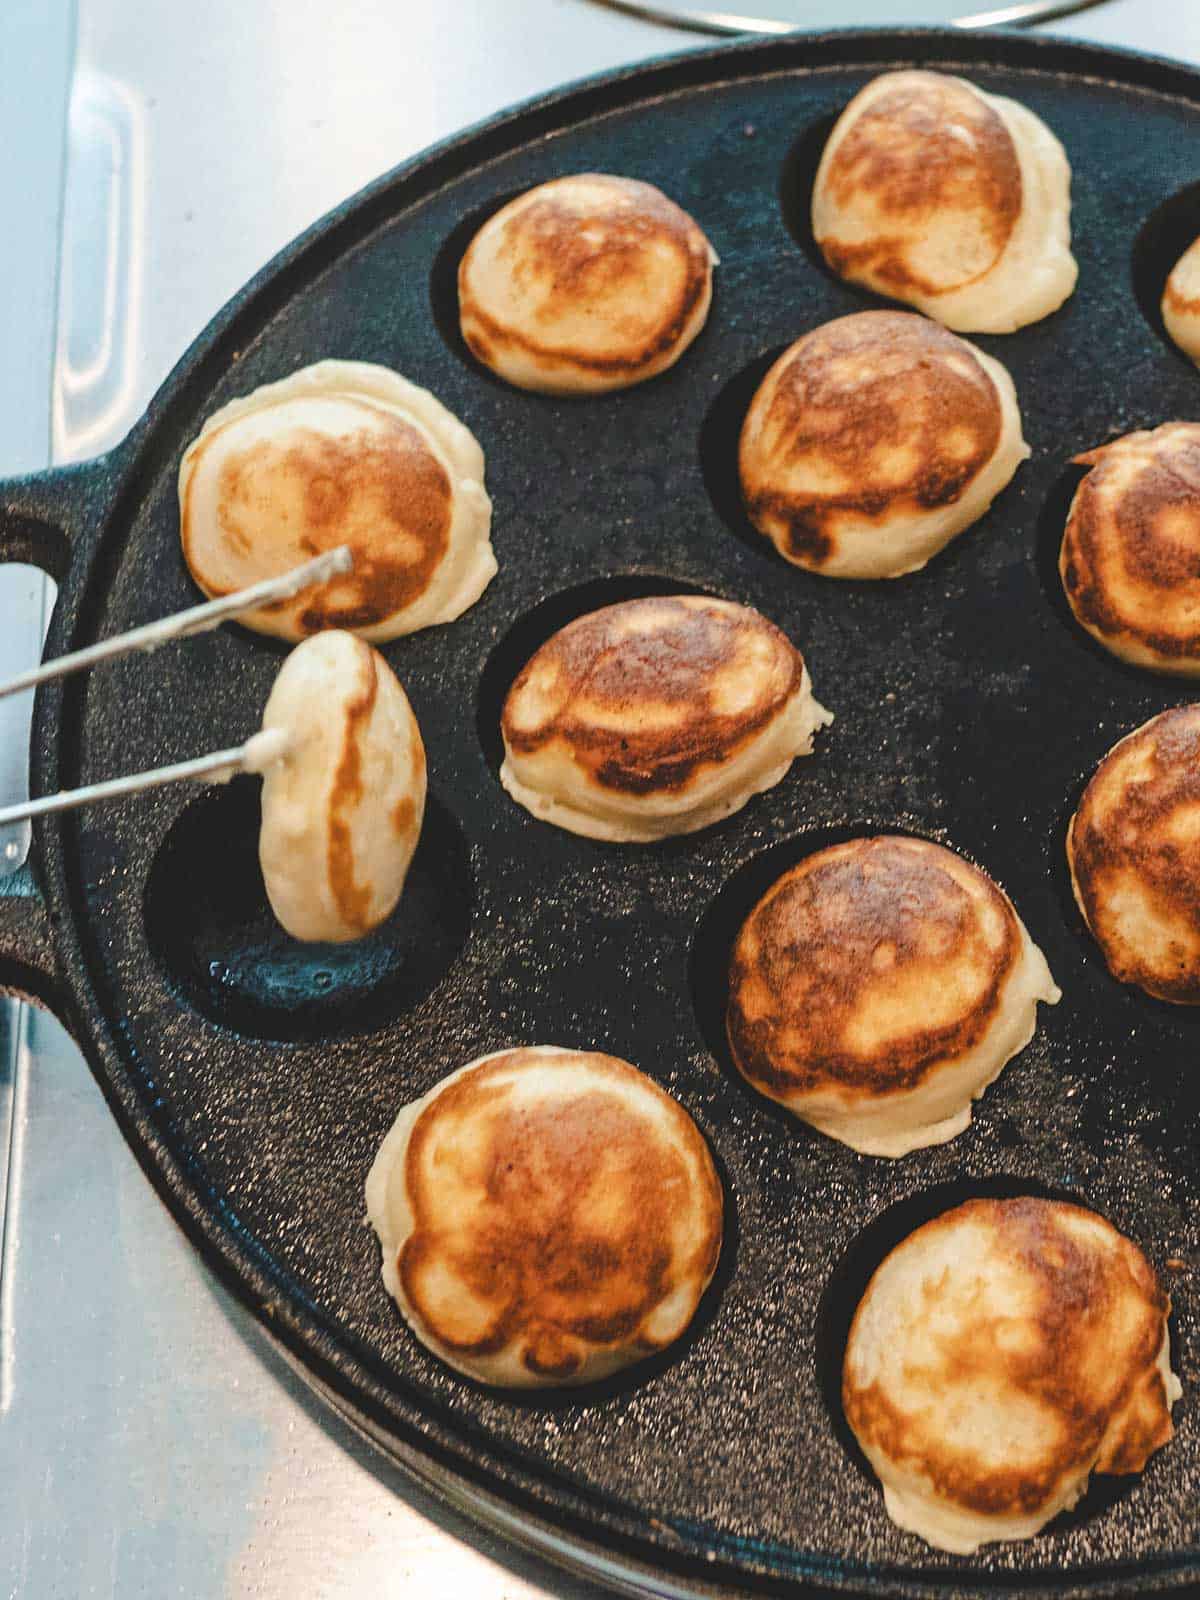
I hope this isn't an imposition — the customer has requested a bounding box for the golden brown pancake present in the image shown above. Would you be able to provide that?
[811,70,1077,333]
[499,595,832,841]
[457,174,716,394]
[1060,424,1200,675]
[1068,704,1200,1002]
[726,836,1059,1155]
[179,360,495,642]
[738,312,1028,578]
[843,1197,1181,1553]
[1163,236,1200,364]
[257,630,426,943]
[365,1046,724,1387]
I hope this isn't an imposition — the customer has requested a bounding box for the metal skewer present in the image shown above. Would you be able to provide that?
[0,728,290,829]
[0,544,353,703]
[0,546,350,828]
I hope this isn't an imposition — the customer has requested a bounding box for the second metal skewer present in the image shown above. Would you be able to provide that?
[0,729,289,829]
[0,546,351,828]
[0,544,353,703]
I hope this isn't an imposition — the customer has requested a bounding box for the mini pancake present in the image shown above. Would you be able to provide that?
[1163,236,1200,363]
[1068,704,1200,1003]
[1061,424,1200,676]
[811,70,1077,333]
[738,311,1028,578]
[499,595,831,842]
[179,359,495,642]
[726,836,1059,1156]
[365,1046,723,1387]
[457,174,716,394]
[258,630,426,943]
[843,1196,1181,1554]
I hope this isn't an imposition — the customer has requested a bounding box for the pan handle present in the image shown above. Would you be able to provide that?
[0,451,120,1022]
[0,860,64,1019]
[0,452,118,580]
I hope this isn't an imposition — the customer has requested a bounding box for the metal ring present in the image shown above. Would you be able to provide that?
[584,0,1110,37]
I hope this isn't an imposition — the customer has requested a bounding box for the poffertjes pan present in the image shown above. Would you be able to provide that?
[4,30,1200,1600]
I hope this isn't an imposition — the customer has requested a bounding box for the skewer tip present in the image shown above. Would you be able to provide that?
[238,727,290,778]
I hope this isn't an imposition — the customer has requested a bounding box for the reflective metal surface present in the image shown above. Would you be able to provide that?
[587,0,1109,38]
[2,1,1199,1596]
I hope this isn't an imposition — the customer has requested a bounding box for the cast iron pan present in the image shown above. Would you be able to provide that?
[2,26,1200,1600]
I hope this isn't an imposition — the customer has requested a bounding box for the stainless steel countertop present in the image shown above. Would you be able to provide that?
[2,3,1198,1595]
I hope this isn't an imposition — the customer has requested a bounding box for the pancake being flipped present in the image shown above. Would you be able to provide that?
[179,359,495,641]
[365,1046,723,1387]
[726,836,1059,1156]
[258,630,426,943]
[811,70,1076,333]
[499,595,831,842]
[1060,424,1200,676]
[458,174,716,394]
[1163,236,1200,363]
[843,1196,1181,1554]
[738,312,1028,578]
[1068,704,1200,1003]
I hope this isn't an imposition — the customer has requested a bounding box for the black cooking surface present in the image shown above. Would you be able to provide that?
[38,30,1200,1598]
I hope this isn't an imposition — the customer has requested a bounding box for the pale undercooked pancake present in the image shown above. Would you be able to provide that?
[257,630,426,943]
[843,1197,1181,1553]
[1061,424,1200,676]
[365,1046,723,1387]
[1068,704,1200,1003]
[1163,236,1200,363]
[738,311,1028,578]
[179,359,495,641]
[499,595,831,842]
[457,174,716,394]
[726,836,1059,1156]
[812,70,1077,333]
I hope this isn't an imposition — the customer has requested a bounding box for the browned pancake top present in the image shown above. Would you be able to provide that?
[816,70,1022,297]
[183,402,452,632]
[738,312,1003,566]
[398,1049,723,1381]
[844,1197,1175,1517]
[325,638,379,934]
[501,595,805,796]
[727,835,1020,1097]
[1164,279,1200,315]
[1069,705,1200,1003]
[1061,424,1200,662]
[1164,241,1200,315]
[458,174,711,378]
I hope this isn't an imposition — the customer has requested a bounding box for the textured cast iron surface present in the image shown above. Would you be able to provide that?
[3,28,1200,1600]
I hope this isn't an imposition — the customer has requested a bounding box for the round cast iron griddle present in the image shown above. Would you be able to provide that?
[1,27,1200,1600]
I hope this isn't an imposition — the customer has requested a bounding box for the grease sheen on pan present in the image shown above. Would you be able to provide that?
[843,1197,1181,1554]
[1061,424,1200,675]
[726,837,1059,1156]
[457,174,716,394]
[258,630,426,943]
[738,312,1028,579]
[1163,236,1200,363]
[499,595,831,842]
[365,1046,723,1387]
[811,70,1077,333]
[1068,704,1200,1003]
[179,360,495,641]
